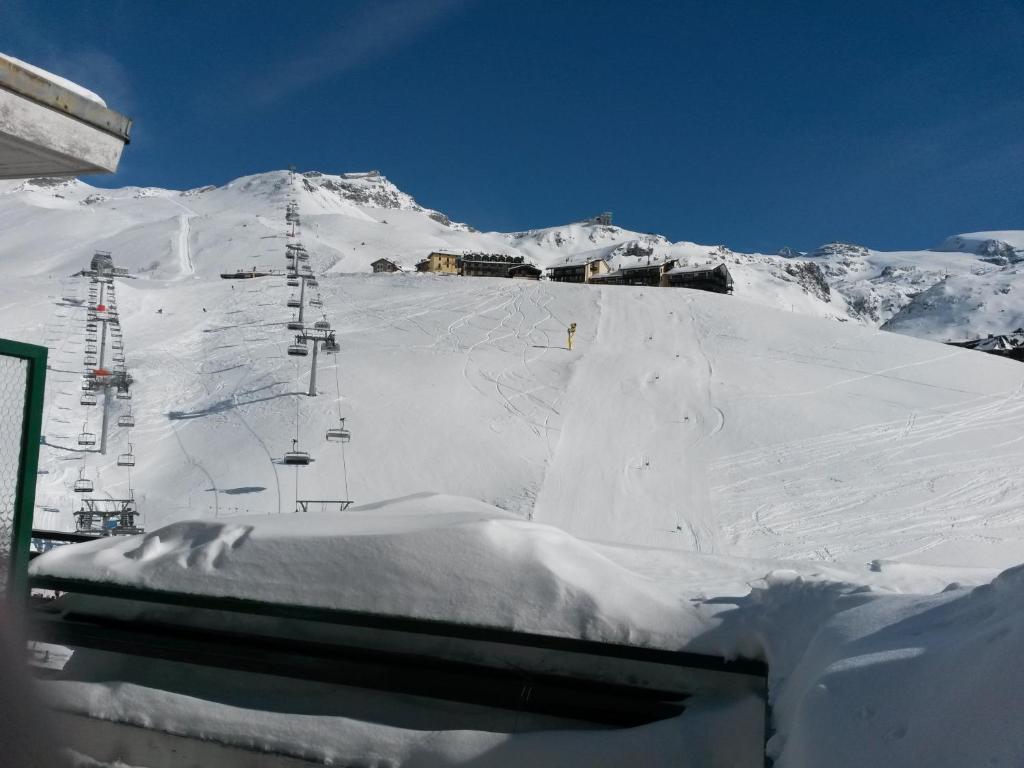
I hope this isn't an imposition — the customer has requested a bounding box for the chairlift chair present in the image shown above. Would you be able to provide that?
[116,387,131,400]
[117,444,135,467]
[83,355,97,366]
[309,297,323,308]
[326,418,351,443]
[307,278,318,287]
[112,339,123,350]
[118,410,135,428]
[314,319,330,330]
[81,381,94,391]
[323,339,341,353]
[85,344,97,354]
[80,392,97,406]
[287,278,299,287]
[287,340,309,357]
[283,439,311,466]
[287,297,301,308]
[287,320,304,331]
[77,426,96,446]
[86,334,97,343]
[73,471,93,493]
[112,353,125,364]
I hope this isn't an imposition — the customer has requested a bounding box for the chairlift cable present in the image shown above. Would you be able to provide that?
[331,336,350,501]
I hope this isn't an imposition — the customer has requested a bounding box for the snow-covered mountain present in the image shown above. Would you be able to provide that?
[2,167,1023,569]
[3,170,1019,341]
[9,169,1024,766]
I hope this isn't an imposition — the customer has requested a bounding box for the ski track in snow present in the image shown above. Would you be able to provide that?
[7,190,1023,568]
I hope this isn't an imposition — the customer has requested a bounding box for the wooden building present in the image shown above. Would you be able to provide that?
[458,253,524,278]
[547,255,610,283]
[662,263,733,294]
[415,251,459,274]
[508,263,542,280]
[371,258,402,273]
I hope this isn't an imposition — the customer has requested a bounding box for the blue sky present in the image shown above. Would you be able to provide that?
[5,0,1022,252]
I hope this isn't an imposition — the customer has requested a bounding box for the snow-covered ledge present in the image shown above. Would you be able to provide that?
[0,53,131,179]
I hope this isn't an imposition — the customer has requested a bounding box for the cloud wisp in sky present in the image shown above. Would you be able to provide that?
[250,0,471,107]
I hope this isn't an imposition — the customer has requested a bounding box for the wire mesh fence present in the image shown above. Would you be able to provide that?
[0,355,28,593]
[0,339,47,598]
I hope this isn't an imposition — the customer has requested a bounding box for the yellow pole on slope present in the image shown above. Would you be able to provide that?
[567,322,577,350]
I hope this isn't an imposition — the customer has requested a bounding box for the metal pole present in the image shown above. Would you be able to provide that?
[298,276,306,324]
[308,339,319,397]
[98,318,106,371]
[100,385,111,456]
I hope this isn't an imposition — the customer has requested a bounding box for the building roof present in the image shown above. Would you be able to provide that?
[618,258,676,272]
[0,53,132,179]
[549,253,609,269]
[666,263,731,275]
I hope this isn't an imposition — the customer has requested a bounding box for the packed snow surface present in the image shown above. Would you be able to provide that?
[31,496,1024,767]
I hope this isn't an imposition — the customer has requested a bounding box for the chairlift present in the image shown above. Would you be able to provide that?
[73,470,93,493]
[323,339,340,353]
[118,409,135,428]
[84,355,97,366]
[85,344,97,354]
[77,426,96,446]
[314,319,330,330]
[309,297,323,308]
[80,392,97,406]
[287,320,304,331]
[112,353,125,364]
[86,334,97,343]
[117,444,135,467]
[81,380,94,391]
[325,418,351,443]
[287,278,299,287]
[287,340,309,357]
[287,297,301,308]
[116,387,131,400]
[283,439,311,466]
[307,278,318,287]
[86,322,97,331]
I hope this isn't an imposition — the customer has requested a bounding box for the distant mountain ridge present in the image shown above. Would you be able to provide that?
[0,169,1019,341]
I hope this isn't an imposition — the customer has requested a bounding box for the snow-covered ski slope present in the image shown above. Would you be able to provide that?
[8,260,1024,569]
[2,168,1022,569]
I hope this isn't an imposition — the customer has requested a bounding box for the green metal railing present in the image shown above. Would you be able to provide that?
[0,338,47,601]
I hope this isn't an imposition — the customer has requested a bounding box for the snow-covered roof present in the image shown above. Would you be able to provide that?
[550,253,608,268]
[667,263,728,275]
[618,258,675,272]
[0,52,131,179]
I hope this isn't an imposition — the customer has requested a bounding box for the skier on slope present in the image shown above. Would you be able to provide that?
[567,322,577,350]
